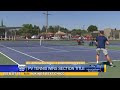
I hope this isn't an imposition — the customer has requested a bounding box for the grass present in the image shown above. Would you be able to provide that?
[0,53,16,65]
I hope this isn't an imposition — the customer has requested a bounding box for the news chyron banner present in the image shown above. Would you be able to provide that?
[0,61,106,76]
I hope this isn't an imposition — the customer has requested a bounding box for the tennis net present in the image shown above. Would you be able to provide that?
[0,38,82,47]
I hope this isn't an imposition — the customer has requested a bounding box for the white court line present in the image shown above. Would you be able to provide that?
[0,52,20,65]
[28,51,68,54]
[69,49,95,52]
[88,60,120,64]
[0,44,44,62]
[41,46,68,52]
[69,46,120,53]
[109,50,120,53]
[27,49,95,54]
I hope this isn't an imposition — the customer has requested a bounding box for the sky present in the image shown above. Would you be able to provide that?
[0,11,120,30]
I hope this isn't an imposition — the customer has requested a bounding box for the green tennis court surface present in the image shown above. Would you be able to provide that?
[0,52,120,78]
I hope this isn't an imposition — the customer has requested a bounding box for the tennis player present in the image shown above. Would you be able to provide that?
[95,31,115,67]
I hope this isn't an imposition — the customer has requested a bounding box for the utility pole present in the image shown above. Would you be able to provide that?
[1,19,3,27]
[43,11,51,36]
[81,25,85,36]
[83,25,85,30]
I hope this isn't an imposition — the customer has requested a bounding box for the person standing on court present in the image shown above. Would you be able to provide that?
[95,31,115,67]
[77,36,81,45]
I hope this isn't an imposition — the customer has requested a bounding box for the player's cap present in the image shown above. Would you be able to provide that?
[99,31,104,34]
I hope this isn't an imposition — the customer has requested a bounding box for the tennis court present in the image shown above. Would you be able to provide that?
[0,39,120,78]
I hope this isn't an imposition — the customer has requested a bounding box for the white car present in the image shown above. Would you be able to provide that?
[62,36,69,39]
[51,37,60,40]
[31,35,37,39]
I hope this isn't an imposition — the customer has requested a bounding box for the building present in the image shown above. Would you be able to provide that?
[90,29,120,40]
[0,20,22,40]
[54,31,67,39]
[104,28,120,40]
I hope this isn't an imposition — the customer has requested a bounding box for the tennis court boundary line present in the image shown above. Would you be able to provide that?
[0,52,20,65]
[0,44,44,62]
[88,60,120,64]
[27,49,95,54]
[41,46,68,52]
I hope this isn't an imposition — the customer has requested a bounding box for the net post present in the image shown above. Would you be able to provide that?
[39,37,42,46]
[14,36,16,41]
[40,39,41,46]
[1,36,2,41]
[9,36,11,40]
[12,36,14,40]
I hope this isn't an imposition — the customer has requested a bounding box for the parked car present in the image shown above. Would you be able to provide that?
[51,37,60,40]
[31,35,37,39]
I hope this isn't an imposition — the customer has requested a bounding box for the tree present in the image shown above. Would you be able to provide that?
[80,30,88,36]
[17,24,40,37]
[33,25,40,35]
[48,26,55,33]
[47,25,69,33]
[41,26,46,33]
[87,25,98,32]
[20,24,32,36]
[60,27,69,33]
[71,29,81,36]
